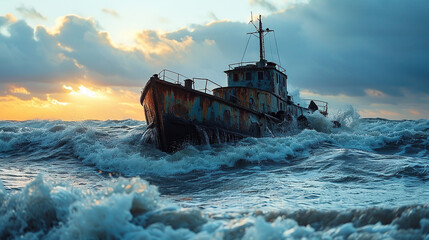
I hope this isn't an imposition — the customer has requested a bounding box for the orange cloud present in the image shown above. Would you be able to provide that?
[9,86,30,95]
[379,110,400,117]
[365,89,386,98]
[409,109,421,116]
[63,85,101,98]
[0,85,144,121]
[4,13,17,22]
[47,94,68,105]
[359,109,401,118]
[135,30,193,57]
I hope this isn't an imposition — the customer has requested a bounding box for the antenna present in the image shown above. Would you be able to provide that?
[249,12,257,30]
[247,14,273,63]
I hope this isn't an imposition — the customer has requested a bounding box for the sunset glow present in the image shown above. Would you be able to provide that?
[0,0,428,120]
[64,85,99,98]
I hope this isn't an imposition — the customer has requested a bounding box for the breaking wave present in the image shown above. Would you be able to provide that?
[0,176,427,239]
[0,111,428,176]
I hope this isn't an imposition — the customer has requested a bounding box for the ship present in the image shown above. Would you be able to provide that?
[140,15,334,153]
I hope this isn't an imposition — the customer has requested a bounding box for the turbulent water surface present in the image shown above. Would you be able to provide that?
[0,110,428,239]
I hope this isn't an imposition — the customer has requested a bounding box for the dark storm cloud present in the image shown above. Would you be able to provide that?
[271,0,429,97]
[0,19,80,86]
[16,6,47,20]
[167,0,429,97]
[0,15,150,95]
[55,16,148,84]
[1,0,428,101]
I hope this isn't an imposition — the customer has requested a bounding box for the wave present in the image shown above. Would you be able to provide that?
[0,113,428,176]
[0,176,427,239]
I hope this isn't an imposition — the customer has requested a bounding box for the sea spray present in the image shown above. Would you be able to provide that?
[1,117,428,177]
[0,176,428,239]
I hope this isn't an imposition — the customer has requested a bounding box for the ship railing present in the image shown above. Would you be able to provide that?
[228,61,287,74]
[158,69,222,94]
[193,78,222,94]
[158,69,190,85]
[301,99,328,114]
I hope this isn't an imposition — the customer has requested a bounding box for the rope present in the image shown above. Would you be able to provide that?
[273,30,282,66]
[241,34,252,63]
[268,33,273,61]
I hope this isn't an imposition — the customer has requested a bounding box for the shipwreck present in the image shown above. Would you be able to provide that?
[140,15,332,152]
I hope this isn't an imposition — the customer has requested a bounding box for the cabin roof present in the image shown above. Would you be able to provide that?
[224,61,287,76]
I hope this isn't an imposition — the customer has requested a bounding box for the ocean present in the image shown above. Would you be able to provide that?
[0,109,428,239]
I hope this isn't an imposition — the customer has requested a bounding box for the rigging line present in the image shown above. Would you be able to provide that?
[268,32,273,61]
[241,34,252,63]
[273,30,282,66]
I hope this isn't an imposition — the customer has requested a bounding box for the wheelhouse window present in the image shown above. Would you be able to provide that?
[245,72,252,81]
[233,73,239,82]
[258,71,264,80]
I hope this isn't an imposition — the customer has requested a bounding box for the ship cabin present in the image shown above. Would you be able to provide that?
[213,59,304,118]
[213,14,308,119]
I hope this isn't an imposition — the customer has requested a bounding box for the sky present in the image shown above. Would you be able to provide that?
[0,0,428,121]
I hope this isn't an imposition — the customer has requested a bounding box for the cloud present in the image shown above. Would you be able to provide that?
[135,30,193,58]
[365,89,386,98]
[0,14,155,97]
[16,6,47,20]
[102,8,119,18]
[2,14,17,24]
[1,0,429,119]
[0,17,81,93]
[54,15,150,85]
[250,0,278,12]
[9,86,30,95]
[164,0,429,99]
[409,109,421,116]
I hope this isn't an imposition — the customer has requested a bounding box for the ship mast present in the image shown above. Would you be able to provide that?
[249,14,272,63]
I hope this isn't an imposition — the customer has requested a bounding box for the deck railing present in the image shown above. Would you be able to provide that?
[158,69,222,94]
[192,77,222,94]
[301,99,328,114]
[228,61,287,74]
[158,69,189,85]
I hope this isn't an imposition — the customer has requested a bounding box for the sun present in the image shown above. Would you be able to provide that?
[63,85,98,98]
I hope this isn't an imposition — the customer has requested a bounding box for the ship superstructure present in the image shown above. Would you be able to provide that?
[140,15,328,152]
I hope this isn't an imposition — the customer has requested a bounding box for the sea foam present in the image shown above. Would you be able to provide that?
[1,115,428,177]
[0,176,427,239]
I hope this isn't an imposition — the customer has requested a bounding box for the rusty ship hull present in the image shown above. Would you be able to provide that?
[140,76,270,152]
[139,15,333,153]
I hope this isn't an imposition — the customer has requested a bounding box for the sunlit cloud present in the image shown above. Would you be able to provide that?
[63,85,99,98]
[47,94,68,105]
[409,109,421,116]
[206,19,230,26]
[0,86,144,121]
[1,0,429,120]
[379,110,401,117]
[358,109,400,118]
[135,30,193,58]
[4,13,17,23]
[365,89,386,98]
[9,87,30,95]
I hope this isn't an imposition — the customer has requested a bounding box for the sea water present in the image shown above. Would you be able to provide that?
[0,109,428,239]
